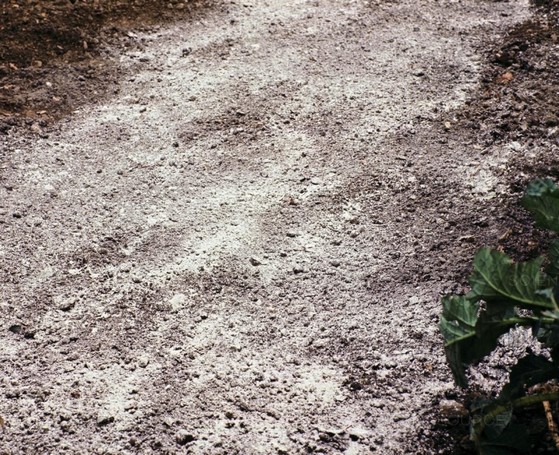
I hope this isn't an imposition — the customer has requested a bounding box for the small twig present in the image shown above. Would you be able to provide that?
[543,400,559,452]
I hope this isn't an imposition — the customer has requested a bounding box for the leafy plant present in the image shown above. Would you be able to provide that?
[440,179,559,454]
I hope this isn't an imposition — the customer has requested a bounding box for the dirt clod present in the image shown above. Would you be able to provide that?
[175,430,196,445]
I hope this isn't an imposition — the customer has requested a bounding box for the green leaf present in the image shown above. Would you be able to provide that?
[440,295,479,387]
[440,295,479,345]
[522,179,559,233]
[547,240,559,278]
[533,314,559,352]
[477,423,530,455]
[470,248,557,310]
[499,353,559,401]
[541,310,559,321]
[471,401,528,455]
[483,406,512,440]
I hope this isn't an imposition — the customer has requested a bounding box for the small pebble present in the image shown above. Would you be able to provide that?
[175,430,195,446]
[170,293,186,311]
[97,410,114,426]
[249,257,262,266]
[138,356,150,368]
[59,298,76,311]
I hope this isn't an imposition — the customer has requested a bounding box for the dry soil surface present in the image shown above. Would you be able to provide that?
[1,0,554,453]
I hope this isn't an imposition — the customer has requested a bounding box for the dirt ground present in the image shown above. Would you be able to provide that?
[0,0,213,126]
[1,0,559,454]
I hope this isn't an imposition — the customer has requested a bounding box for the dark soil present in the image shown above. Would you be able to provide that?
[479,0,559,266]
[0,0,212,129]
[455,0,559,148]
[424,1,559,452]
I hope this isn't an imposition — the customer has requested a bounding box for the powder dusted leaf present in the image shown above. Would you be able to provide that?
[440,293,524,387]
[499,353,559,401]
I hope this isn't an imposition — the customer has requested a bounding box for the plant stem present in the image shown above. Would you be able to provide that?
[542,400,559,452]
[474,392,559,444]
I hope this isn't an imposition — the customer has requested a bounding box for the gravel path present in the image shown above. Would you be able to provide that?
[0,0,530,453]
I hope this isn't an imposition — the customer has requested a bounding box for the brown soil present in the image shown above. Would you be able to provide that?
[424,1,559,452]
[0,0,213,129]
[474,0,559,265]
[455,0,559,146]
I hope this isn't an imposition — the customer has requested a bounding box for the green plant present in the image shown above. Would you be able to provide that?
[440,179,559,454]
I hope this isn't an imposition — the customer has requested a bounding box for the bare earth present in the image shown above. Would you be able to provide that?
[0,0,539,453]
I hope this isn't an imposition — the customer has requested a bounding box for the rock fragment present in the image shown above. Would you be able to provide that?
[175,430,195,445]
[97,410,114,426]
[249,257,262,266]
[439,399,468,418]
